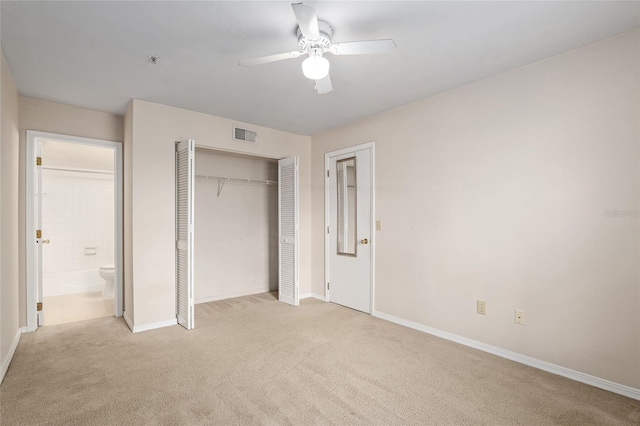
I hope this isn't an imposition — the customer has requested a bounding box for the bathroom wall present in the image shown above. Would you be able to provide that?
[41,170,114,296]
[39,141,115,297]
[194,149,278,303]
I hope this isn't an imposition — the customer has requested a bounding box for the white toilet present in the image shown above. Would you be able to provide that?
[99,265,115,297]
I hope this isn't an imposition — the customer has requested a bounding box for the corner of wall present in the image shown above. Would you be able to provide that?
[1,48,22,379]
[123,100,134,325]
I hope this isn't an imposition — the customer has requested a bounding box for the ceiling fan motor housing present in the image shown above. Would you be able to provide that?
[297,20,332,52]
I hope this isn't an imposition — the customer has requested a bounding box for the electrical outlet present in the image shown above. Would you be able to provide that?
[376,220,382,231]
[515,309,525,325]
[477,300,486,315]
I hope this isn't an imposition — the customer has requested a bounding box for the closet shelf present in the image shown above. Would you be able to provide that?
[196,174,278,197]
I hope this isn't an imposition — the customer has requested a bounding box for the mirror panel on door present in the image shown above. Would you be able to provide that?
[336,157,357,256]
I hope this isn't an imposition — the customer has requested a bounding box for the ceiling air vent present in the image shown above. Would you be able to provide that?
[233,126,257,144]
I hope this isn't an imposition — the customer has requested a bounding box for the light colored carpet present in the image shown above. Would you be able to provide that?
[1,293,638,425]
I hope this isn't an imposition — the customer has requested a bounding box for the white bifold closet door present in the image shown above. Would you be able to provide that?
[278,157,299,306]
[176,139,195,330]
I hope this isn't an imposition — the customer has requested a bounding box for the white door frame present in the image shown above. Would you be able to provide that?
[324,142,375,313]
[25,130,124,331]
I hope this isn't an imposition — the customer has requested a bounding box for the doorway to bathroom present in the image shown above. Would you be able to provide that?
[25,131,123,330]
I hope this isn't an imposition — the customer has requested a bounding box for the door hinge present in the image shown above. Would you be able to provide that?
[36,157,42,166]
[37,302,43,311]
[327,226,329,234]
[327,170,329,178]
[36,229,42,239]
[327,283,330,290]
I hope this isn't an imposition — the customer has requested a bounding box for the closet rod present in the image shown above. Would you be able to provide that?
[195,174,278,197]
[196,174,277,185]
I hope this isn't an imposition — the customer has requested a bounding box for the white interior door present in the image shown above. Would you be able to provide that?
[35,140,44,326]
[176,139,195,329]
[328,146,373,313]
[278,157,299,306]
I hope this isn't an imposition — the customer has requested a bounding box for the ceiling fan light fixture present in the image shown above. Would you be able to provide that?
[302,52,330,80]
[238,3,396,94]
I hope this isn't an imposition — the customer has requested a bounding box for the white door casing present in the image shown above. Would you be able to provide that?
[326,143,375,314]
[176,139,195,330]
[278,156,299,306]
[35,140,44,326]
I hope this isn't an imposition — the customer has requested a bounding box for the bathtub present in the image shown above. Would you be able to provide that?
[43,268,104,297]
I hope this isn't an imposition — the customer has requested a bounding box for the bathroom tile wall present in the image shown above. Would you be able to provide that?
[42,170,115,272]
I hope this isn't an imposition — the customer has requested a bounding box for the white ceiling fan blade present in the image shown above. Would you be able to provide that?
[239,51,301,67]
[330,39,397,55]
[315,74,333,95]
[292,2,320,40]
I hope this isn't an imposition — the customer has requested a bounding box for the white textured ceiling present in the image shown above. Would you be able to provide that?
[2,1,639,135]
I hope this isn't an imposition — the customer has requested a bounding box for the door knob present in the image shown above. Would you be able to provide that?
[360,238,368,245]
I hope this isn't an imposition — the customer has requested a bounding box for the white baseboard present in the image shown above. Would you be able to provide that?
[130,318,177,333]
[372,310,640,401]
[0,329,22,385]
[300,293,326,301]
[123,311,134,331]
[20,326,28,334]
[196,287,274,304]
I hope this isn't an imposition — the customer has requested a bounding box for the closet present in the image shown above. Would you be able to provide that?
[175,140,299,330]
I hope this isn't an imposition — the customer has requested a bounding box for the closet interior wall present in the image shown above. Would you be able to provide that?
[194,148,278,303]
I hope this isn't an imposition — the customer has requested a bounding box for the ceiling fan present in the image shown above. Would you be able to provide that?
[239,2,397,95]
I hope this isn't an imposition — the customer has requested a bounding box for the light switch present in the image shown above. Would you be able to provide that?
[376,220,381,231]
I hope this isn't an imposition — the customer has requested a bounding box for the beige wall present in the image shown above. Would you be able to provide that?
[18,97,124,325]
[41,140,115,171]
[1,50,21,378]
[128,100,311,328]
[311,31,640,388]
